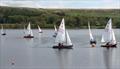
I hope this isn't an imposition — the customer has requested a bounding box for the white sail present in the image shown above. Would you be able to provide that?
[110,29,116,44]
[38,25,42,33]
[88,22,94,41]
[65,31,72,45]
[53,25,57,36]
[55,18,72,46]
[101,35,105,43]
[55,18,65,44]
[54,25,57,32]
[26,22,33,36]
[102,18,116,45]
[104,18,112,42]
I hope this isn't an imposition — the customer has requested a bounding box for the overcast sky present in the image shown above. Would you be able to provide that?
[0,0,120,9]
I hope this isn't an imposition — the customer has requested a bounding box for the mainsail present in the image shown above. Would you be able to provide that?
[65,31,72,45]
[26,22,33,36]
[54,25,57,32]
[55,18,65,43]
[101,34,105,43]
[88,22,94,41]
[1,25,6,35]
[55,18,72,46]
[38,25,42,33]
[101,18,116,45]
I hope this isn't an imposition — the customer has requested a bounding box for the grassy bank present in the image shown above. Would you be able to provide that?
[0,6,120,29]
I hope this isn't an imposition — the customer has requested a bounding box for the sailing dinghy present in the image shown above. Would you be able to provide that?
[101,18,117,48]
[24,22,34,38]
[88,22,96,47]
[38,25,43,33]
[1,25,6,35]
[53,25,57,37]
[53,18,73,49]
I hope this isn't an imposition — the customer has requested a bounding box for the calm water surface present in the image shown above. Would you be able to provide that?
[0,29,120,69]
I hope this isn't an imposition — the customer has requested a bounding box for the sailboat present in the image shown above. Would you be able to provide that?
[101,18,117,47]
[53,25,57,37]
[53,18,73,49]
[24,22,34,38]
[1,25,6,35]
[38,25,43,33]
[88,22,96,47]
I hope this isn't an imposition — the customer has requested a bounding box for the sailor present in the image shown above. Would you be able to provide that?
[58,43,64,47]
[106,42,110,45]
[58,43,61,46]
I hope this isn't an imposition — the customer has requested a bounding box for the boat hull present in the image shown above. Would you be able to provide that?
[90,41,96,44]
[39,32,43,33]
[24,36,34,38]
[101,44,117,48]
[53,35,57,37]
[53,45,73,49]
[2,33,6,35]
[53,33,57,37]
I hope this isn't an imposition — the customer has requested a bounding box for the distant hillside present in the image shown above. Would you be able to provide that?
[0,6,120,29]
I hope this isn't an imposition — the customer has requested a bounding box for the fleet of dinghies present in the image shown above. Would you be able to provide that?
[0,18,118,48]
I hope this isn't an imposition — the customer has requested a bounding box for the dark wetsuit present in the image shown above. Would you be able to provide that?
[58,43,63,47]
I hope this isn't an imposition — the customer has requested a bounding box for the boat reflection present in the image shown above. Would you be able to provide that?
[54,49,72,69]
[103,48,113,69]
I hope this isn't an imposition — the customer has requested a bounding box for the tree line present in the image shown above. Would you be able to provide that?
[0,6,120,29]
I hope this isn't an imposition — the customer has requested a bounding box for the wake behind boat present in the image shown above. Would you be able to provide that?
[101,18,117,48]
[24,22,34,38]
[88,22,96,47]
[53,18,73,49]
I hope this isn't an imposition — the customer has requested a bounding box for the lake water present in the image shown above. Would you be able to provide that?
[0,29,120,69]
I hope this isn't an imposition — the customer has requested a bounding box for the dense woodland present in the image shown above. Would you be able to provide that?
[0,6,120,29]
